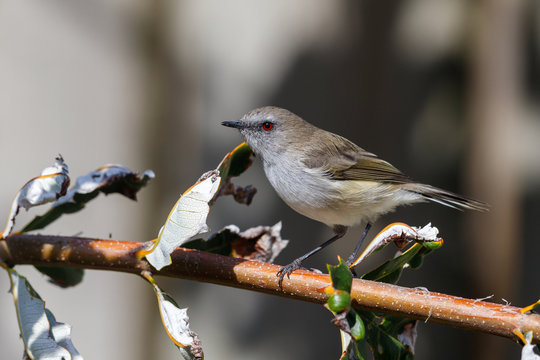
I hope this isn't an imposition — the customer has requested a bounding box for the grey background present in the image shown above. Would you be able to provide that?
[1,1,539,359]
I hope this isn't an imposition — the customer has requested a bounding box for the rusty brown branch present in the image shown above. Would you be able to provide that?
[1,233,538,344]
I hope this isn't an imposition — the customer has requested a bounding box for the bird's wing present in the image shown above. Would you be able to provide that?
[302,132,412,184]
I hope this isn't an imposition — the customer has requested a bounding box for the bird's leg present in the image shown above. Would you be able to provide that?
[277,225,348,288]
[346,222,372,268]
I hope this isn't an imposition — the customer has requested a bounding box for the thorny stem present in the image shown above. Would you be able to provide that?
[1,233,539,345]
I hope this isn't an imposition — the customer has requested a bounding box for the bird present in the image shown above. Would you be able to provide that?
[221,106,488,286]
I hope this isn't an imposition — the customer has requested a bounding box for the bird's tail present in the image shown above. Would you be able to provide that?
[403,183,489,212]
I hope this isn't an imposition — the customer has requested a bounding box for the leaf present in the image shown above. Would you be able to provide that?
[183,222,288,263]
[1,155,70,238]
[360,244,424,284]
[141,171,221,270]
[340,331,365,360]
[348,310,366,341]
[396,320,417,355]
[359,224,443,284]
[328,225,434,359]
[349,223,442,268]
[35,266,84,288]
[230,222,288,262]
[2,264,83,359]
[519,331,540,360]
[217,142,253,179]
[360,312,414,360]
[328,257,353,293]
[22,165,154,233]
[215,182,257,205]
[182,225,240,256]
[212,142,256,205]
[141,271,203,359]
[45,309,83,359]
[326,259,367,359]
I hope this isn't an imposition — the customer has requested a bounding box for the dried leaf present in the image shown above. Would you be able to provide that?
[141,271,203,359]
[230,222,288,263]
[54,165,155,205]
[22,164,154,233]
[397,321,417,354]
[141,171,221,270]
[217,181,257,205]
[2,264,83,359]
[183,222,288,263]
[349,222,442,268]
[521,331,540,360]
[1,155,69,238]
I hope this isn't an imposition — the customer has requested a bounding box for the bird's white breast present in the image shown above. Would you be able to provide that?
[261,152,423,227]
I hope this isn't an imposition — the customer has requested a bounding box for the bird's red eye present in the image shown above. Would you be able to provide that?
[262,122,273,131]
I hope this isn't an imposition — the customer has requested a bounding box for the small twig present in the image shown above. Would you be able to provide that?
[1,233,538,344]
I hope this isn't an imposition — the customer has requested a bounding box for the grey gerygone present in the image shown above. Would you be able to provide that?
[222,106,488,286]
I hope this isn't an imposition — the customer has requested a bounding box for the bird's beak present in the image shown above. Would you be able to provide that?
[221,120,243,129]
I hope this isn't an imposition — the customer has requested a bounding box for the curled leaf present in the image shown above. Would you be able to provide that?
[397,321,417,355]
[1,155,69,238]
[141,171,221,270]
[183,222,288,263]
[216,142,253,179]
[216,181,257,205]
[22,164,154,233]
[349,222,442,268]
[2,264,83,359]
[211,142,256,205]
[230,222,288,262]
[518,330,540,360]
[141,271,203,359]
[54,165,155,205]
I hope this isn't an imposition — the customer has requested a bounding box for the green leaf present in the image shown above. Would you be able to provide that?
[361,244,425,284]
[218,142,253,178]
[347,310,365,341]
[360,312,414,360]
[328,257,353,293]
[421,239,443,250]
[35,266,84,288]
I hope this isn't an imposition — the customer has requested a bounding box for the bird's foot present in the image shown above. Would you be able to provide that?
[345,255,356,268]
[345,257,359,277]
[276,259,303,288]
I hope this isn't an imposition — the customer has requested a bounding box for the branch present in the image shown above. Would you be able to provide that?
[1,233,538,344]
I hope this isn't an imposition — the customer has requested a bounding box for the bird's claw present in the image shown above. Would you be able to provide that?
[276,259,302,288]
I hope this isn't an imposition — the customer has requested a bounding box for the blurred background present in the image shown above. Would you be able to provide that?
[1,1,539,359]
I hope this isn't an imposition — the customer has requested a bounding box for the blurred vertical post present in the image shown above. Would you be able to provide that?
[465,0,524,358]
[138,1,202,359]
